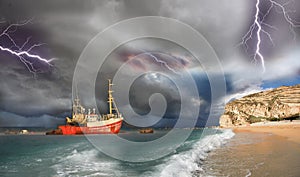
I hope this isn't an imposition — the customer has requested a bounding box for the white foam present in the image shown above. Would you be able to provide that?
[52,149,120,176]
[155,129,235,177]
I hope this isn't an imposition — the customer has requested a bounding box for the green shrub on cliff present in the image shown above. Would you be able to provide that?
[248,116,262,123]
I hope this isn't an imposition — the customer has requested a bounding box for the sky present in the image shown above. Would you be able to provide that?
[0,0,299,127]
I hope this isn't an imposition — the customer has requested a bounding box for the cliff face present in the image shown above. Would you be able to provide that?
[220,84,300,127]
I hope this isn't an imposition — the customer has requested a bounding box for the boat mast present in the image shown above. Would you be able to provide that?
[108,79,113,115]
[107,79,121,117]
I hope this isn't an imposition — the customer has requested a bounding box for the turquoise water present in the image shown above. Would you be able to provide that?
[0,129,234,177]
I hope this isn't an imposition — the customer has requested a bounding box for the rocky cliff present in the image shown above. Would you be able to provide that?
[220,84,300,127]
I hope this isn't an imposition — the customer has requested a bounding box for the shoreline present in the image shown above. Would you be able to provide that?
[204,121,300,176]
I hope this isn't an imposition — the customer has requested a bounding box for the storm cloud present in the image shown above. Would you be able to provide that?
[0,0,299,127]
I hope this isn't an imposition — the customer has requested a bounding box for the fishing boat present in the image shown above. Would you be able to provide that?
[56,80,123,135]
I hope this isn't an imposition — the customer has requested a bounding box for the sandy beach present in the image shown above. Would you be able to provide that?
[202,121,300,177]
[234,120,300,144]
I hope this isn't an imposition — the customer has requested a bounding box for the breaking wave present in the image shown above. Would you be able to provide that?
[50,129,235,177]
[52,148,120,177]
[151,129,235,177]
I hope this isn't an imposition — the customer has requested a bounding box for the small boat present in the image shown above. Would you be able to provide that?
[139,128,154,134]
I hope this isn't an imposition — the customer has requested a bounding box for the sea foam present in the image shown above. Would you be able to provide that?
[155,129,235,177]
[52,149,120,177]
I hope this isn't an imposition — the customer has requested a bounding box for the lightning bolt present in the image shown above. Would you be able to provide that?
[254,0,265,73]
[0,19,55,74]
[240,0,300,73]
[133,49,179,74]
[141,50,179,74]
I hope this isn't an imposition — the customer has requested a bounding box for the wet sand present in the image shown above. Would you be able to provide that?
[202,123,300,177]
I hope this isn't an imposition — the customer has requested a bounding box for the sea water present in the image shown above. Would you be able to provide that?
[0,128,234,177]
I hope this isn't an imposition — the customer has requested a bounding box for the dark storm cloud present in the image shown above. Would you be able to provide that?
[0,111,65,127]
[0,0,299,127]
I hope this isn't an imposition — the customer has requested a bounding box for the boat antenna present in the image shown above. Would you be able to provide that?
[73,80,80,108]
[75,80,79,100]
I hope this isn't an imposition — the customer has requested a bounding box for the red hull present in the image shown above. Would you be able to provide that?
[59,119,122,135]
